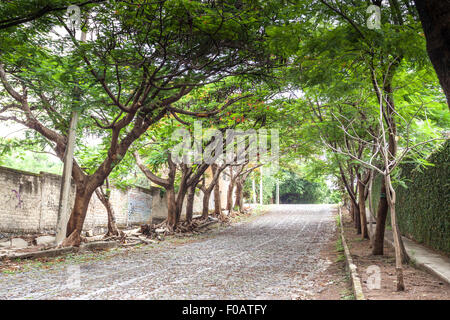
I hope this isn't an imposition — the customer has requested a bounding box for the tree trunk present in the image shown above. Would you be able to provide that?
[226,180,235,212]
[185,185,195,223]
[175,186,187,227]
[95,188,121,237]
[234,181,243,212]
[371,74,399,254]
[238,182,244,211]
[372,181,388,255]
[252,177,257,204]
[368,174,375,247]
[276,180,280,204]
[385,175,405,291]
[350,201,355,222]
[202,188,212,219]
[213,178,221,216]
[166,187,177,229]
[357,179,369,239]
[414,0,450,107]
[259,167,263,205]
[63,185,95,247]
[352,200,361,234]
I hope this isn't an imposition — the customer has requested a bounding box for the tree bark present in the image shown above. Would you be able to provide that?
[372,181,388,255]
[226,179,235,212]
[385,175,405,291]
[95,187,121,237]
[252,177,257,204]
[202,188,212,219]
[357,179,369,239]
[414,0,450,107]
[259,167,263,205]
[185,185,195,223]
[371,73,398,255]
[276,180,280,204]
[63,184,95,247]
[166,187,177,229]
[212,165,222,216]
[352,199,361,234]
[234,180,243,212]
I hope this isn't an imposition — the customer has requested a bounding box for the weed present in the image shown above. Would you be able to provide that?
[336,238,344,253]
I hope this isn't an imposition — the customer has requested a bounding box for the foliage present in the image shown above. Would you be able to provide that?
[395,141,450,253]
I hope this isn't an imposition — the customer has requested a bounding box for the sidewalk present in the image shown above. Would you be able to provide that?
[366,211,450,285]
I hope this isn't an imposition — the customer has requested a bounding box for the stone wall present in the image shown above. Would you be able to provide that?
[0,165,234,234]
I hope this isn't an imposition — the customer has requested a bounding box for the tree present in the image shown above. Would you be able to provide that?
[323,79,445,291]
[414,0,450,107]
[0,1,281,245]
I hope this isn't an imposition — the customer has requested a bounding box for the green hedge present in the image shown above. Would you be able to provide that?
[370,141,449,254]
[395,140,450,254]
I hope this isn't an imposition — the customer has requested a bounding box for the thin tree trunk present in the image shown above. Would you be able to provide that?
[276,180,280,204]
[226,179,235,212]
[213,178,221,216]
[372,181,388,254]
[368,173,375,247]
[350,201,355,222]
[372,76,398,255]
[239,182,244,211]
[357,179,369,239]
[95,187,120,236]
[259,167,263,205]
[252,177,257,204]
[352,200,361,234]
[234,180,242,212]
[385,175,405,291]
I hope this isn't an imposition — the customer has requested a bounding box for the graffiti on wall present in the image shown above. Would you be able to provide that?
[11,189,24,209]
[127,189,152,225]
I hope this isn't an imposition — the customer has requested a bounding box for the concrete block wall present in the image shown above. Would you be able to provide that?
[0,166,161,233]
[0,165,235,234]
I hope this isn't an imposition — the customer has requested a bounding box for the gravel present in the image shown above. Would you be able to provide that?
[0,204,336,300]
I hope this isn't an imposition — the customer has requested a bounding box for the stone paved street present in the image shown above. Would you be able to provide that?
[0,204,336,300]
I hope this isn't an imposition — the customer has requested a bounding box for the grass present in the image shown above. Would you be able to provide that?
[408,250,418,267]
[340,273,355,300]
[335,214,341,227]
[336,238,344,253]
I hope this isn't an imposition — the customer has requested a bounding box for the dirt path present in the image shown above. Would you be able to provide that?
[0,204,338,300]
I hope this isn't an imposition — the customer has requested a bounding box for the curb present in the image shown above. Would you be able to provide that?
[339,207,365,300]
[1,241,118,261]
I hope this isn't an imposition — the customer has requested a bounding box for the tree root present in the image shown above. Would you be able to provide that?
[61,230,82,247]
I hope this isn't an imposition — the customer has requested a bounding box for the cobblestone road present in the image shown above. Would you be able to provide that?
[0,204,336,300]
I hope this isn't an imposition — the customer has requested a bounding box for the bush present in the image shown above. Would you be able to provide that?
[395,140,450,254]
[370,141,449,254]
